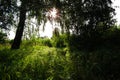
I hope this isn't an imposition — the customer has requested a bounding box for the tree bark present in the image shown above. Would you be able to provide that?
[11,2,26,49]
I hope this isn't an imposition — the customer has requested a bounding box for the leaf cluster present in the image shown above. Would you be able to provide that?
[0,0,18,29]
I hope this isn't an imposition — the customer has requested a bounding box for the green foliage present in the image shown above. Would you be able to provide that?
[1,36,120,80]
[67,26,120,51]
[70,46,120,80]
[59,0,115,37]
[0,32,7,43]
[0,0,17,29]
[22,38,52,47]
[0,44,71,80]
[51,34,67,48]
[102,27,120,45]
[67,26,120,79]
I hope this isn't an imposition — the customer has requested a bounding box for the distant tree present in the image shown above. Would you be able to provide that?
[60,0,115,38]
[11,0,48,49]
[22,17,41,40]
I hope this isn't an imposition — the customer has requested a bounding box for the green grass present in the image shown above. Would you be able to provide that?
[0,44,72,80]
[0,41,120,80]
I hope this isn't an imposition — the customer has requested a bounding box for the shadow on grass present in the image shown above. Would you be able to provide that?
[70,45,120,80]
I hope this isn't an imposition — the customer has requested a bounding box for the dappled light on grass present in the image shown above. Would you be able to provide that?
[0,44,71,80]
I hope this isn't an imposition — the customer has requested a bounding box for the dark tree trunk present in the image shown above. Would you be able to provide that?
[11,2,26,49]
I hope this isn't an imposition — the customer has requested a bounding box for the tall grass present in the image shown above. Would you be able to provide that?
[70,47,120,80]
[0,43,72,80]
[0,36,120,80]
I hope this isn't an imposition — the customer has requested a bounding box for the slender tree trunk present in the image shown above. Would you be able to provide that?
[11,2,26,49]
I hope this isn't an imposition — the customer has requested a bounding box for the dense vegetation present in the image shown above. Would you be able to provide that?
[0,27,120,80]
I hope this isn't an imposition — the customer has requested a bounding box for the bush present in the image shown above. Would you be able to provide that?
[102,27,120,45]
[41,38,52,47]
[70,46,120,80]
[51,34,67,48]
[67,27,120,51]
[22,38,52,47]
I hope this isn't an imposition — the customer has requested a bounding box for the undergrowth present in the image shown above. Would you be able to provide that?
[0,38,120,80]
[0,44,71,80]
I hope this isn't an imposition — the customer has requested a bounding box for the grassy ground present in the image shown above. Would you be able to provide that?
[0,41,120,80]
[0,43,72,80]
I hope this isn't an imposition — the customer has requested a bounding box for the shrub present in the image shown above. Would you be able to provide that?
[41,38,52,47]
[22,38,52,47]
[51,34,67,48]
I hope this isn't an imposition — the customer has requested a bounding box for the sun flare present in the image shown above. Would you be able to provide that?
[50,8,57,18]
[47,7,59,19]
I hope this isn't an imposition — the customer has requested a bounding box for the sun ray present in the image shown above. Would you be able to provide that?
[46,7,59,20]
[50,7,57,18]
